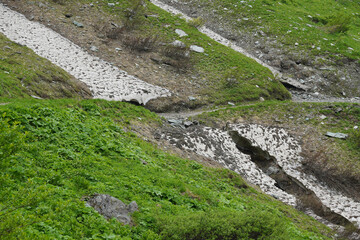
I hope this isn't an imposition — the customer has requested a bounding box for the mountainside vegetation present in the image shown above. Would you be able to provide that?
[0,33,91,99]
[0,99,332,239]
[0,0,359,239]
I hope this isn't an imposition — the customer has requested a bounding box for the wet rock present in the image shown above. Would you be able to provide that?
[175,29,188,37]
[325,132,348,139]
[86,194,138,225]
[190,45,204,53]
[73,21,84,28]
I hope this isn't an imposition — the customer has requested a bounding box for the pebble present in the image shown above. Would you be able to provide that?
[175,29,188,37]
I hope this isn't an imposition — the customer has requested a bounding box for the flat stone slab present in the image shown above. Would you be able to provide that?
[190,45,204,53]
[325,132,348,139]
[0,4,171,105]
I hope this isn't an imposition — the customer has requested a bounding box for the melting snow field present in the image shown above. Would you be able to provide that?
[164,124,360,227]
[0,4,171,104]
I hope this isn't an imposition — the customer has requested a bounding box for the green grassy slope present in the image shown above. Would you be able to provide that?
[186,0,360,61]
[0,33,91,99]
[0,99,332,239]
[42,0,290,105]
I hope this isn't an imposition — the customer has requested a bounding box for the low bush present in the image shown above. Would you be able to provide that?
[155,209,289,240]
[188,17,206,29]
[122,35,158,52]
[326,13,352,34]
[162,45,191,70]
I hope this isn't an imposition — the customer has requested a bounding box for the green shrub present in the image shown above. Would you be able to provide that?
[155,209,288,240]
[0,117,26,162]
[188,17,206,28]
[326,13,352,34]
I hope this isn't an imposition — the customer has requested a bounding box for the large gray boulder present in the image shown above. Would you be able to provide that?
[86,194,138,225]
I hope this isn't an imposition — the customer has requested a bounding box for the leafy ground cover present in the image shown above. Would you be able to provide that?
[0,33,91,99]
[35,0,290,106]
[0,98,332,239]
[194,101,360,185]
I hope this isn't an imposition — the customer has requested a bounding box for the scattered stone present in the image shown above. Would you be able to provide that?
[184,121,193,128]
[259,97,265,102]
[31,95,43,99]
[168,119,182,126]
[188,96,197,101]
[73,21,84,28]
[190,45,204,53]
[228,102,235,106]
[354,126,358,130]
[171,40,186,48]
[319,115,327,120]
[65,13,73,18]
[86,194,138,225]
[334,107,343,113]
[90,46,98,52]
[175,29,188,37]
[108,3,115,7]
[115,47,122,51]
[325,132,348,139]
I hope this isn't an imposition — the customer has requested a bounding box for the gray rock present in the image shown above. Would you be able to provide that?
[73,21,84,28]
[184,121,193,128]
[190,45,204,53]
[175,29,188,37]
[281,59,295,70]
[228,102,235,106]
[31,95,43,99]
[168,119,182,126]
[188,96,197,101]
[108,3,115,7]
[335,107,343,113]
[171,40,186,48]
[90,46,98,52]
[86,194,138,225]
[266,166,280,175]
[325,132,348,139]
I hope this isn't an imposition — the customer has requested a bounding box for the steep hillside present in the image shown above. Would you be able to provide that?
[0,33,91,99]
[158,0,360,98]
[0,99,332,239]
[1,0,290,111]
[193,101,360,200]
